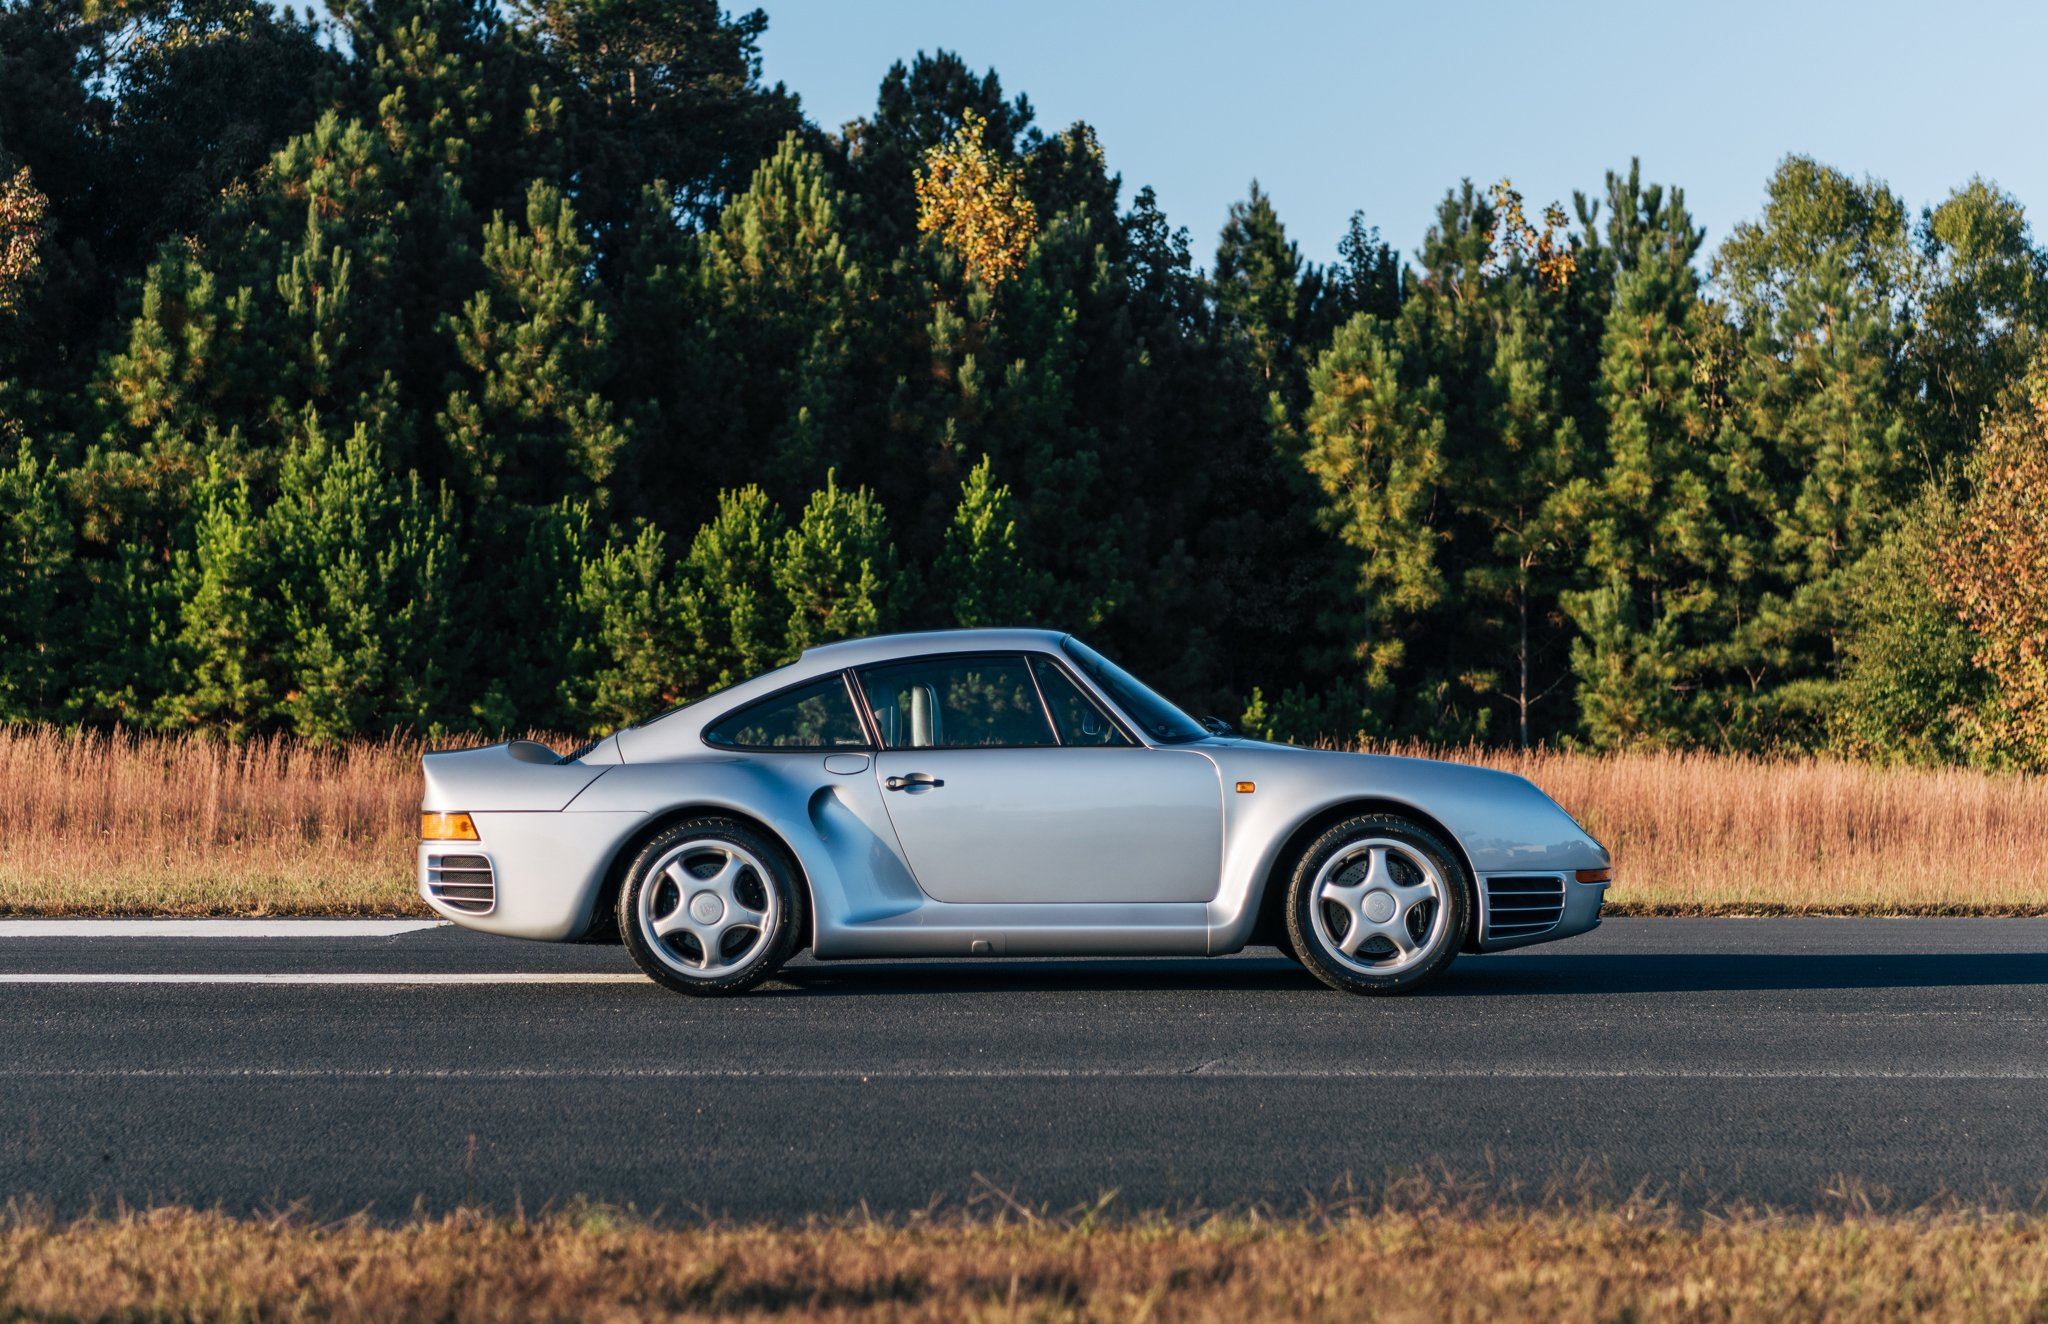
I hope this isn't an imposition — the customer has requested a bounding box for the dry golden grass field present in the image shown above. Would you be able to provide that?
[2,724,2045,917]
[4,1198,2046,1322]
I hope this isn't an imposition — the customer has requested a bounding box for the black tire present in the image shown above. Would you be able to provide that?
[1284,813,1470,995]
[618,817,802,997]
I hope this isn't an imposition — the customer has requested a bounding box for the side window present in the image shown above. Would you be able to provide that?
[1031,657,1132,747]
[704,675,869,750]
[857,655,1056,749]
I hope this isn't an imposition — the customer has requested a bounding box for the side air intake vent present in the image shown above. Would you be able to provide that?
[427,853,496,915]
[1485,874,1565,940]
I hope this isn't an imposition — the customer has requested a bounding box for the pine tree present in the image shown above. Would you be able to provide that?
[468,497,594,732]
[691,132,868,503]
[267,143,409,451]
[343,0,498,185]
[879,167,1129,635]
[1328,211,1402,323]
[0,437,71,719]
[1562,571,1689,746]
[678,485,790,693]
[775,471,896,653]
[440,180,625,516]
[510,0,801,229]
[70,538,183,726]
[1464,303,1585,748]
[1556,172,1728,747]
[1294,313,1447,735]
[577,524,692,729]
[84,110,411,541]
[934,455,1049,627]
[267,410,459,740]
[978,250,1129,631]
[1214,180,1314,402]
[100,0,339,252]
[0,0,335,388]
[84,251,242,545]
[1714,157,1920,738]
[160,458,273,733]
[1343,178,1587,743]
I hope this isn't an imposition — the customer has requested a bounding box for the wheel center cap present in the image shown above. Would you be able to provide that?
[1364,890,1397,924]
[688,891,725,925]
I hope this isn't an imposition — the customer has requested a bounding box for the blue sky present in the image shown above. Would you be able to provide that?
[755,0,2045,272]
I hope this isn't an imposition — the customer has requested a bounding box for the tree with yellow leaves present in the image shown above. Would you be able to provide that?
[0,168,48,321]
[1487,179,1577,292]
[1939,352,2048,767]
[915,109,1038,286]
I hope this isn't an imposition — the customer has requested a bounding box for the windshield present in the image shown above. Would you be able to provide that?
[1059,638,1208,744]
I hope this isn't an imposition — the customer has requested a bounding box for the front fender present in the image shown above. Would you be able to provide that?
[1203,747,1606,953]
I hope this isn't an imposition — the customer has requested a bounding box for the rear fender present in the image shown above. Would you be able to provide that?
[565,757,923,956]
[420,741,608,811]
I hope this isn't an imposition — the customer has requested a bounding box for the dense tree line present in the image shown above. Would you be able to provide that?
[2,0,2045,761]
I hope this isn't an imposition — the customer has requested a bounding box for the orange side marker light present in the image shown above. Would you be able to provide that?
[421,812,480,841]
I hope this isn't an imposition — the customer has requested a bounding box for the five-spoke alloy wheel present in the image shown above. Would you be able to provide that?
[619,817,800,996]
[1285,813,1470,994]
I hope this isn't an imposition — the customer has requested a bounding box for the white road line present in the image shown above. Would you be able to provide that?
[0,1066,2043,1081]
[0,973,643,985]
[0,920,449,938]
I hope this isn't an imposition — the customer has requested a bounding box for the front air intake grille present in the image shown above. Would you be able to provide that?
[1485,874,1566,940]
[427,853,496,915]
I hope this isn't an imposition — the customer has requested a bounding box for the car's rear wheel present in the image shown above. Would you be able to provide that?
[619,817,800,996]
[1285,813,1469,995]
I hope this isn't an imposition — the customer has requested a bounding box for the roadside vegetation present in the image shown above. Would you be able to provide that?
[0,725,424,916]
[5,2,2048,772]
[6,724,2043,918]
[3,1195,2046,1321]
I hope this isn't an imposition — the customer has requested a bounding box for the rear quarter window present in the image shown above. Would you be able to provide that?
[704,675,870,750]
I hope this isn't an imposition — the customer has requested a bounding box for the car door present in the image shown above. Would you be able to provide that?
[856,652,1223,904]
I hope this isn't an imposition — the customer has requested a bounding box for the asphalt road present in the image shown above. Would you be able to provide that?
[2,918,2044,1218]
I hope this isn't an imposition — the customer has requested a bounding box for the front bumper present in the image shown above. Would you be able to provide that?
[1473,872,1606,953]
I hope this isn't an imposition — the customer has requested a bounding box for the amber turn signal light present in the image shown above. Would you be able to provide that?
[421,812,479,841]
[1234,781,1256,794]
[1575,867,1612,884]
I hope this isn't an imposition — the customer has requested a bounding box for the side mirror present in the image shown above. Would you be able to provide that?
[1200,715,1235,736]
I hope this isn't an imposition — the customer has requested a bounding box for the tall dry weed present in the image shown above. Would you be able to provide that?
[1420,744,2048,913]
[1,725,2043,915]
[0,726,430,915]
[2,1201,2045,1322]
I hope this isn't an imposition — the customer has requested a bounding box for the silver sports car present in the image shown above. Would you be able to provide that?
[419,629,1611,995]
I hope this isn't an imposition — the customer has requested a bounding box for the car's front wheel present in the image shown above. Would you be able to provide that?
[1285,813,1470,994]
[619,818,800,996]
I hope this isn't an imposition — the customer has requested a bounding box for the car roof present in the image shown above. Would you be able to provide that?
[614,628,1080,758]
[796,627,1071,670]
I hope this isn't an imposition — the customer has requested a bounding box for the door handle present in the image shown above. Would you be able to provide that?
[884,773,945,791]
